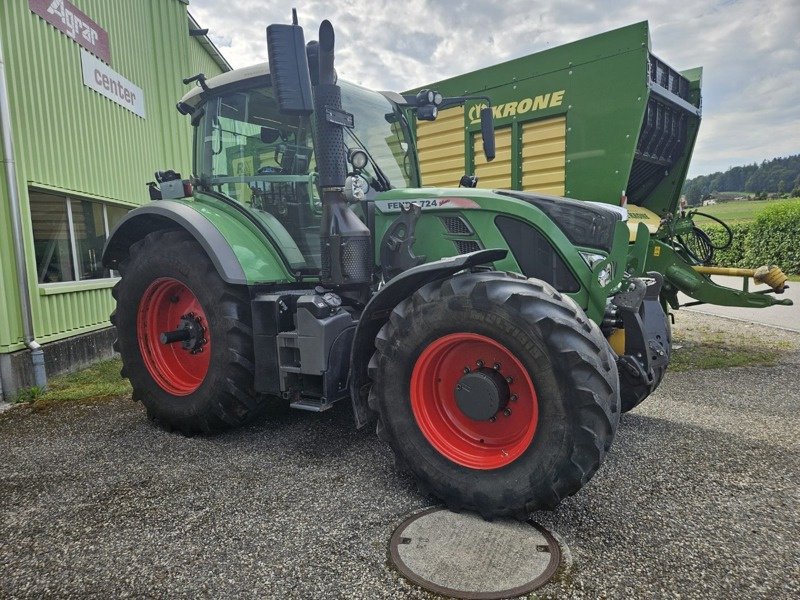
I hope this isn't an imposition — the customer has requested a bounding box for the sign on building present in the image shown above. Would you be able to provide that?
[29,0,112,65]
[80,49,145,118]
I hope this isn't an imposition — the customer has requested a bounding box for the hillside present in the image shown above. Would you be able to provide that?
[683,154,800,204]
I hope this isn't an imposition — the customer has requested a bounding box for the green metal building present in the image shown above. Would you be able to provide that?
[0,0,229,400]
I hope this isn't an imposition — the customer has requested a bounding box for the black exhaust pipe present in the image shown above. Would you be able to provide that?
[313,20,371,287]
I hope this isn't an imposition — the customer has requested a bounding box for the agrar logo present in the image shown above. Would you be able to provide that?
[468,90,565,123]
[29,0,112,64]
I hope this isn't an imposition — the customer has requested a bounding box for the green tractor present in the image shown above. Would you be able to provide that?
[103,15,672,519]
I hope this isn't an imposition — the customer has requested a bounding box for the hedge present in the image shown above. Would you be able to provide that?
[701,200,800,274]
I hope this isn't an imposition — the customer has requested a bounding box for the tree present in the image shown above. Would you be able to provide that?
[685,179,703,205]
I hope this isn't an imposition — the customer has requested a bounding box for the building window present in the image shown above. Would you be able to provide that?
[29,190,131,284]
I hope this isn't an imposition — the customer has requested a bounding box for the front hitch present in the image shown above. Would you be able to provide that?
[647,240,793,309]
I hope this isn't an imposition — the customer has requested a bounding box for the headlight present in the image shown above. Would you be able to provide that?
[348,148,368,170]
[597,265,613,287]
[580,252,614,287]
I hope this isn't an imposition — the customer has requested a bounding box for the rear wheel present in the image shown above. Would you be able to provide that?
[112,230,260,434]
[368,272,619,519]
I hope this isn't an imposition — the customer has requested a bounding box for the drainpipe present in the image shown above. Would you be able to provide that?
[0,33,47,390]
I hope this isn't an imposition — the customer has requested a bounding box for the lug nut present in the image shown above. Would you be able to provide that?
[506,376,514,384]
[493,362,501,370]
[510,394,518,402]
[463,367,470,374]
[489,416,496,423]
[476,360,484,368]
[503,408,512,417]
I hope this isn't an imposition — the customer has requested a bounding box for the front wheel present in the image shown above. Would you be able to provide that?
[368,272,620,519]
[112,230,261,434]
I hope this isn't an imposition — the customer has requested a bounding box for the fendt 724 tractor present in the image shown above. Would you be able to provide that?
[104,16,687,519]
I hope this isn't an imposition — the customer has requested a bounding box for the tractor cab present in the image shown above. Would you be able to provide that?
[179,66,419,271]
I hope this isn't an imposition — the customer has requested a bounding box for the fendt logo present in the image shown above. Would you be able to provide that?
[468,90,565,123]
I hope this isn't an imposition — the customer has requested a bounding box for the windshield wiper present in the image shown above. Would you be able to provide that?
[344,127,392,191]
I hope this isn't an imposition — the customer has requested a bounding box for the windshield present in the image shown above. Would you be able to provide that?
[339,81,417,189]
[194,80,417,193]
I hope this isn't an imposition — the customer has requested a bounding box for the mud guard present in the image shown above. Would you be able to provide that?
[103,200,247,284]
[348,248,507,428]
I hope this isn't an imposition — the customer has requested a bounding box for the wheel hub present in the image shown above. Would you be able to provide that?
[159,312,207,354]
[410,332,539,470]
[137,277,211,396]
[455,368,510,421]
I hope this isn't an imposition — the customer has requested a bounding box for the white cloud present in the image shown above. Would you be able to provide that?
[188,0,799,177]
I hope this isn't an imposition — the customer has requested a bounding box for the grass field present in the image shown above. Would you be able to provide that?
[692,197,800,225]
[11,358,131,406]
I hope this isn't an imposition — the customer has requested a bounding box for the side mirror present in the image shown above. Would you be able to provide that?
[266,12,314,116]
[480,107,495,161]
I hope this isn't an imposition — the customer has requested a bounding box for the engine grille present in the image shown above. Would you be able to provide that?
[321,236,371,284]
[440,215,473,235]
[453,240,482,254]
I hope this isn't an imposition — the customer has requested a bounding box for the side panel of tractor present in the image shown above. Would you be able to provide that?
[370,187,630,323]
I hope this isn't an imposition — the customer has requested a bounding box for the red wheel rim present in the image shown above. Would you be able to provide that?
[137,278,210,396]
[410,333,538,470]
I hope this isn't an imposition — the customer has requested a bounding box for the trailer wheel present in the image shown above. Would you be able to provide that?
[619,309,672,413]
[111,230,260,434]
[368,272,619,519]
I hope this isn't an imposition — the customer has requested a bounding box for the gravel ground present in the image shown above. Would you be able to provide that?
[1,312,798,599]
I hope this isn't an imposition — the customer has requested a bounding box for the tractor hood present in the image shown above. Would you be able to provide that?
[497,191,625,253]
[371,187,627,255]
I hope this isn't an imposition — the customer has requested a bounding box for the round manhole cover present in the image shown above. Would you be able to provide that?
[389,507,561,599]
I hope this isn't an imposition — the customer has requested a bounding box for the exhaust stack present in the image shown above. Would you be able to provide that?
[267,16,371,287]
[313,20,371,287]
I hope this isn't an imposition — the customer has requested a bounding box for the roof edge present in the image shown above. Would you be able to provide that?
[188,12,232,73]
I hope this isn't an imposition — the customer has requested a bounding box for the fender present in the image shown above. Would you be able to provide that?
[348,248,507,428]
[102,199,294,285]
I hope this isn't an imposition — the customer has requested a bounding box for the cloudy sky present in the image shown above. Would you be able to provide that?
[188,0,799,177]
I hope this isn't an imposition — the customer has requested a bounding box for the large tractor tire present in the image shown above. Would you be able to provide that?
[619,308,672,413]
[111,230,260,434]
[368,272,620,520]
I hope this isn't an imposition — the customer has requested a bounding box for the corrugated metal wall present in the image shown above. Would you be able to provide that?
[415,112,566,194]
[0,163,14,350]
[0,0,226,352]
[473,126,512,189]
[416,106,465,187]
[521,116,566,195]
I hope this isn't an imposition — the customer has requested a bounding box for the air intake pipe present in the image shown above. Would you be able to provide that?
[313,21,372,287]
